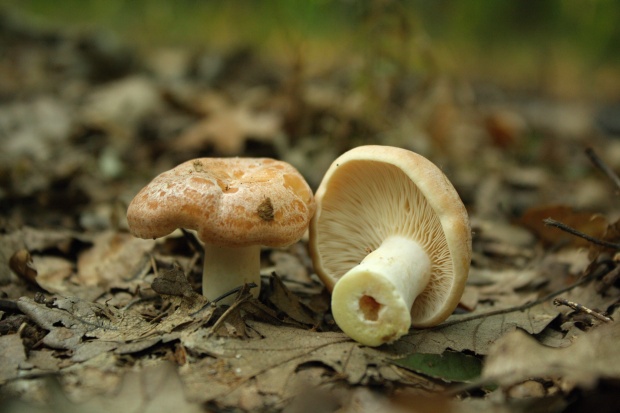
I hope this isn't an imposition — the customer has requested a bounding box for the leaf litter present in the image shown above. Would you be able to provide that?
[2,8,620,413]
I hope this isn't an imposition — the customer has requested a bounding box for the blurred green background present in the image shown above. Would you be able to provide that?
[1,0,619,99]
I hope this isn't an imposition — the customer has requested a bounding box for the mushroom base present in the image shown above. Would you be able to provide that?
[331,235,431,346]
[202,244,261,304]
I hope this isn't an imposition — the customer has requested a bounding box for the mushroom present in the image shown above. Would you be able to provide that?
[309,146,471,346]
[127,157,316,303]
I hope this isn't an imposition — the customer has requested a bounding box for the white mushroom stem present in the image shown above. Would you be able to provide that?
[331,235,431,346]
[202,244,261,304]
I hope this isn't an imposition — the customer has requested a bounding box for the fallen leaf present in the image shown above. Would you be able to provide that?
[151,265,195,298]
[0,362,202,413]
[76,230,155,288]
[519,205,607,247]
[17,293,213,361]
[20,227,91,253]
[0,227,90,285]
[8,249,38,284]
[174,93,282,156]
[269,250,310,284]
[0,334,27,384]
[30,255,74,294]
[395,299,559,355]
[265,273,317,326]
[473,268,545,297]
[22,349,62,373]
[393,350,482,383]
[458,286,480,311]
[80,76,163,135]
[179,321,433,405]
[198,284,274,338]
[482,319,620,389]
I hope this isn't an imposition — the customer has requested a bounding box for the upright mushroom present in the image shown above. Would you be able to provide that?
[127,157,315,303]
[309,146,471,346]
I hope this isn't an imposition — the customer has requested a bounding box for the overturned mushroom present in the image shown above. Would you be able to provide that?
[127,157,315,303]
[309,146,471,346]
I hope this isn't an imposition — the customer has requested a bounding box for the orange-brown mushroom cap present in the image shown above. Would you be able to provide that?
[127,158,316,247]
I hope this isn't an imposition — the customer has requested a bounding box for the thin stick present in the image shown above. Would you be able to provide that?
[150,254,159,277]
[553,297,612,323]
[189,282,260,318]
[543,218,620,250]
[434,262,611,329]
[585,147,620,192]
[185,252,201,276]
[212,282,258,304]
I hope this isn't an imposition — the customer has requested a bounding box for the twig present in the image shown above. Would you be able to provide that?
[189,282,259,317]
[433,262,612,329]
[585,147,620,192]
[543,218,620,250]
[597,264,620,294]
[553,297,613,323]
[208,284,257,333]
[150,254,159,277]
[213,282,258,304]
[186,252,201,276]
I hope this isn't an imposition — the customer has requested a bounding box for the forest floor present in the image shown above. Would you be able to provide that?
[2,9,620,413]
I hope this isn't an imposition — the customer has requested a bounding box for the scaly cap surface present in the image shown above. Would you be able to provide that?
[128,157,316,248]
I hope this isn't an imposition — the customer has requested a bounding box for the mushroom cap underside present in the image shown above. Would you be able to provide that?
[127,157,316,248]
[309,145,471,327]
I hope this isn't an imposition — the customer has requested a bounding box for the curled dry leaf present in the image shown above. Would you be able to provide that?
[8,249,38,284]
[483,319,620,390]
[265,273,317,326]
[16,293,212,363]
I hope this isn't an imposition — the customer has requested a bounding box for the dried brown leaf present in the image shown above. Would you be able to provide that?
[180,321,430,405]
[174,100,281,156]
[0,334,27,384]
[17,293,213,361]
[76,230,155,288]
[0,227,90,285]
[394,300,560,355]
[519,205,607,247]
[1,362,202,413]
[151,265,195,298]
[8,249,38,284]
[211,287,285,338]
[266,274,316,326]
[483,319,620,389]
[269,250,311,284]
[30,255,74,294]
